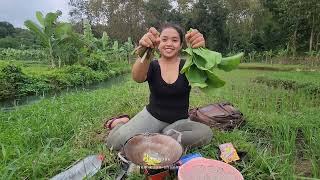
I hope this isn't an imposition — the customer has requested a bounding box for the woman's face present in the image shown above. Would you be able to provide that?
[158,27,182,59]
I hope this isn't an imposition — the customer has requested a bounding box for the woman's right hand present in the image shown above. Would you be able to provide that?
[139,27,160,49]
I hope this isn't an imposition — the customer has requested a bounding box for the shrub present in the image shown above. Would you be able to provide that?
[1,64,27,89]
[0,62,128,100]
[0,64,28,99]
[84,58,109,71]
[46,65,105,89]
[0,72,14,99]
[83,51,109,71]
[20,76,53,95]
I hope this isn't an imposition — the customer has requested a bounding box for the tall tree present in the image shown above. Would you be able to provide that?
[263,0,320,55]
[187,0,228,51]
[69,0,146,43]
[69,0,107,24]
[144,0,172,28]
[105,0,146,43]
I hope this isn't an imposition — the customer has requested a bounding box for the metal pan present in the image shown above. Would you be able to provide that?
[118,129,183,169]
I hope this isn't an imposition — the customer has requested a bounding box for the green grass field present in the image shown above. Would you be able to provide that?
[0,65,319,179]
[239,63,320,72]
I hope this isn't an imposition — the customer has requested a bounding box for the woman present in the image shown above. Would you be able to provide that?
[106,23,213,151]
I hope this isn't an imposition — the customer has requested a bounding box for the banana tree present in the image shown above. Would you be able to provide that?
[112,40,121,61]
[24,11,62,68]
[54,22,84,67]
[122,37,134,63]
[80,20,98,58]
[263,50,273,64]
[101,32,109,51]
[247,51,256,63]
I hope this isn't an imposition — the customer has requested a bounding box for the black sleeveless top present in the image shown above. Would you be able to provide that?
[145,59,191,124]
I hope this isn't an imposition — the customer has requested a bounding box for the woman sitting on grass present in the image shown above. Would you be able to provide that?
[106,23,213,151]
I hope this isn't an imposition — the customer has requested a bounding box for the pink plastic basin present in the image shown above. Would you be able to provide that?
[178,158,244,180]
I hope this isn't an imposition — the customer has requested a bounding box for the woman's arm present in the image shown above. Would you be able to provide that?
[132,27,160,83]
[132,56,151,83]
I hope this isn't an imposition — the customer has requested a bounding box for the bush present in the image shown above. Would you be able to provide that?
[1,64,27,89]
[20,76,53,95]
[0,62,128,100]
[0,64,28,99]
[84,58,109,71]
[46,65,105,89]
[0,72,14,99]
[82,50,109,71]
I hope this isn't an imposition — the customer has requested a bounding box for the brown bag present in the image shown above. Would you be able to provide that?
[189,102,245,131]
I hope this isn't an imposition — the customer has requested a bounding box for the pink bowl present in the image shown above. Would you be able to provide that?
[178,158,244,180]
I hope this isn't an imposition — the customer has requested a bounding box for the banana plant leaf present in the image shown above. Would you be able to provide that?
[24,20,49,46]
[36,11,45,27]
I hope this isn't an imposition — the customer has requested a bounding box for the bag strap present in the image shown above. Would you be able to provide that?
[218,102,243,116]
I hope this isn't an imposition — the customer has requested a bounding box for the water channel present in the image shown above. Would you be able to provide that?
[0,74,127,111]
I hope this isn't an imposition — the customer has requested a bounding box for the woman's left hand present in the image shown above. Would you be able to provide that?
[185,29,205,48]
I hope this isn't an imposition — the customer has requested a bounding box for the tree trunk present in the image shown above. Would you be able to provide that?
[316,32,320,52]
[58,57,61,68]
[309,16,315,53]
[228,28,232,51]
[48,42,55,68]
[292,27,297,58]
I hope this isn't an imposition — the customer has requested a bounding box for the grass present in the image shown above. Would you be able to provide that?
[239,63,320,71]
[0,60,52,75]
[0,65,320,179]
[257,71,320,85]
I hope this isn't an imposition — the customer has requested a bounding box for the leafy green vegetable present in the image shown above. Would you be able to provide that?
[192,53,208,70]
[180,29,243,91]
[205,70,226,88]
[185,65,207,88]
[193,48,222,69]
[218,52,244,72]
[180,56,193,73]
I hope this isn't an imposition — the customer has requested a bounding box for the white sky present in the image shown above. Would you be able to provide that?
[0,0,70,28]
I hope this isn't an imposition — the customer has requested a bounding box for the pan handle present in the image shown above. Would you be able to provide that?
[118,152,130,164]
[164,129,182,143]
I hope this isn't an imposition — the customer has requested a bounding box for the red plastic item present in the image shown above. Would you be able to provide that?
[178,158,243,180]
[147,170,170,180]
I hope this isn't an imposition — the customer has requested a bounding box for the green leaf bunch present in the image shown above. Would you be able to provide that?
[181,31,243,91]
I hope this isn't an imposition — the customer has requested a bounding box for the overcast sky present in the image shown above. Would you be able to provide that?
[0,0,70,28]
